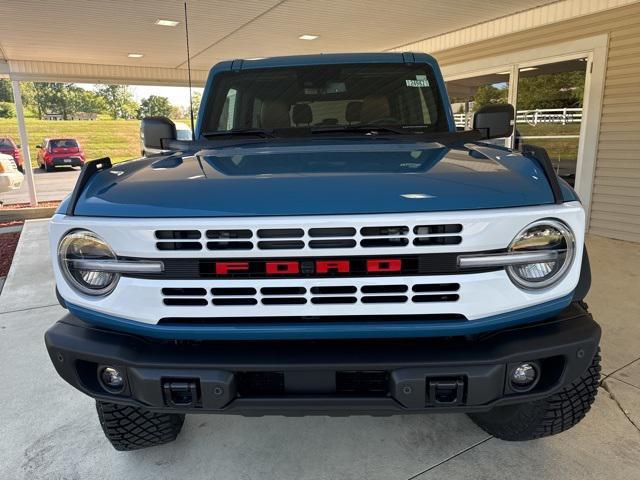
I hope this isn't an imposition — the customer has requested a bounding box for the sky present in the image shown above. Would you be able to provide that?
[77,83,204,108]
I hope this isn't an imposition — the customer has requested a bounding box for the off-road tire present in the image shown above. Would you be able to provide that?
[468,349,601,441]
[96,400,185,451]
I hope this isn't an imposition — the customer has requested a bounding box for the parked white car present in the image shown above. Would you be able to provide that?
[0,152,24,194]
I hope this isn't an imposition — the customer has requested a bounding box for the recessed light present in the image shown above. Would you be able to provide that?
[155,19,179,27]
[520,67,538,72]
[128,53,144,58]
[246,57,265,61]
[298,34,319,41]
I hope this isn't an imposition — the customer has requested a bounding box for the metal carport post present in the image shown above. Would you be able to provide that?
[10,79,38,206]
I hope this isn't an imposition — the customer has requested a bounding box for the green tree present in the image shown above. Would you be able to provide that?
[191,91,202,118]
[517,71,585,110]
[138,95,173,118]
[472,84,508,111]
[97,84,138,119]
[0,79,13,102]
[0,102,16,118]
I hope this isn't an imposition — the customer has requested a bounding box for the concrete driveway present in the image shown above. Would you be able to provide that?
[0,167,80,205]
[1,220,639,480]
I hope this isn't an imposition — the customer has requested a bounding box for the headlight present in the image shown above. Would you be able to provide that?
[507,219,575,289]
[58,230,119,296]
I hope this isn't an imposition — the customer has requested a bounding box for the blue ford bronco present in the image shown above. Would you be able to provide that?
[45,53,600,450]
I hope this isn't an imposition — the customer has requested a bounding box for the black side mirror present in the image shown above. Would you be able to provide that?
[140,117,177,150]
[473,104,514,139]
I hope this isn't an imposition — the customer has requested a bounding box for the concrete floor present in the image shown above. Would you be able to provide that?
[0,167,80,205]
[1,220,639,480]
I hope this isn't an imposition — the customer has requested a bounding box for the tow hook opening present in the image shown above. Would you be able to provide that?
[427,377,465,405]
[162,379,201,407]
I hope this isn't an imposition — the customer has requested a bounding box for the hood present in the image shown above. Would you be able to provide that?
[72,138,556,217]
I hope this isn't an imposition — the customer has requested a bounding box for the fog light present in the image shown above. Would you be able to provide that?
[100,366,124,391]
[511,363,537,387]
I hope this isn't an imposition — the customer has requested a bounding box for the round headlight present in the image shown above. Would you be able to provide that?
[507,219,575,290]
[58,230,119,296]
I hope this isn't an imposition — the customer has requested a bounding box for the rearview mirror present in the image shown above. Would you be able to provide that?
[140,117,177,151]
[473,104,514,139]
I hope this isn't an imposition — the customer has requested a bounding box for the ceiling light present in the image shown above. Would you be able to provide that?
[246,57,265,61]
[127,53,144,58]
[155,19,179,27]
[520,67,538,72]
[299,34,319,41]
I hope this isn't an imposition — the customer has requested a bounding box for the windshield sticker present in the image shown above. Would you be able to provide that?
[406,76,429,88]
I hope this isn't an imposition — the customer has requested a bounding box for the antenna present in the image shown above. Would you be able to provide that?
[184,1,195,140]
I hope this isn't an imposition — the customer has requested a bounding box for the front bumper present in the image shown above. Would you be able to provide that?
[45,302,600,415]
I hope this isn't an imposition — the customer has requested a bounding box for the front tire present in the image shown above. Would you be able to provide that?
[96,401,185,451]
[45,163,54,172]
[468,349,601,441]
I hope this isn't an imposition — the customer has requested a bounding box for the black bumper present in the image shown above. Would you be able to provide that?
[44,302,600,415]
[51,158,83,167]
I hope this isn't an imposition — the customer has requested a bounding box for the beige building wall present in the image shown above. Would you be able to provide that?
[401,3,640,243]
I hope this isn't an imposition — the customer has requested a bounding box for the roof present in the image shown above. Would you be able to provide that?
[0,0,557,85]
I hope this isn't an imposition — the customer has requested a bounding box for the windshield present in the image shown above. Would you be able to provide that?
[0,138,15,148]
[202,63,448,135]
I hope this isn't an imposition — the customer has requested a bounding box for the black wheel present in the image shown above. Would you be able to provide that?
[96,400,185,451]
[45,164,54,172]
[468,349,601,441]
[39,162,45,170]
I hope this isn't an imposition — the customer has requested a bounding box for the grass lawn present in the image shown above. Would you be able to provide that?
[0,118,144,166]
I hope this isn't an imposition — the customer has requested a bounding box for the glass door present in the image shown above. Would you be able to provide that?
[514,58,588,186]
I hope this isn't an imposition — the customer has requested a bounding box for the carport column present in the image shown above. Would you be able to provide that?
[10,79,38,206]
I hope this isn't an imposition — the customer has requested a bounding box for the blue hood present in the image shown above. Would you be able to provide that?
[71,138,557,217]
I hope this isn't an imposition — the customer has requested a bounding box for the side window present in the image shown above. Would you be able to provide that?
[217,88,238,130]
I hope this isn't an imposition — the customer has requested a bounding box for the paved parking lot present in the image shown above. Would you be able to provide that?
[0,220,639,479]
[0,168,80,205]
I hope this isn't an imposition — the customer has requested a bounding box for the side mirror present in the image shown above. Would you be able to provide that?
[140,117,177,151]
[473,104,514,139]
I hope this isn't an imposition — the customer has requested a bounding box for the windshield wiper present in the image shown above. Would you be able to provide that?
[310,124,408,135]
[201,128,276,138]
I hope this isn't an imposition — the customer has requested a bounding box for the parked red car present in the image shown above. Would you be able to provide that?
[0,137,24,172]
[37,138,86,172]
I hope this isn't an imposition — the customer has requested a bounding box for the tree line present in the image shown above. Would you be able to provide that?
[0,79,201,120]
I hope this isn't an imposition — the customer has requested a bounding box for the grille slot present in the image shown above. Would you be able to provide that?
[157,242,202,251]
[258,240,305,250]
[211,287,256,296]
[163,298,208,306]
[261,287,306,295]
[162,288,207,296]
[361,238,409,248]
[237,372,285,396]
[309,239,357,249]
[212,298,258,306]
[413,283,460,292]
[310,286,357,295]
[156,230,201,240]
[414,237,462,246]
[311,297,357,304]
[361,226,409,236]
[414,224,462,235]
[309,227,356,237]
[206,230,252,239]
[257,228,304,238]
[413,294,460,302]
[361,295,408,303]
[207,241,253,250]
[262,298,307,305]
[361,285,407,294]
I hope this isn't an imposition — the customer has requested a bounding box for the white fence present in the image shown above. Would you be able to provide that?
[454,108,583,128]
